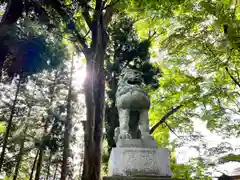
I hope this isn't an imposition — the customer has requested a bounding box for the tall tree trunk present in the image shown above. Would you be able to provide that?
[82,51,95,180]
[82,33,107,180]
[35,118,48,180]
[60,55,74,180]
[13,125,28,180]
[79,122,85,180]
[45,151,52,180]
[81,10,108,179]
[0,77,21,172]
[81,2,111,179]
[13,106,32,180]
[92,57,105,179]
[81,120,89,179]
[29,150,39,180]
[53,163,58,180]
[34,143,44,180]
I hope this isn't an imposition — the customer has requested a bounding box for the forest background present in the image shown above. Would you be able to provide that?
[0,0,240,180]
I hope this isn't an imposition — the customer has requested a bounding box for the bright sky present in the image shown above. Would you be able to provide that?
[175,118,240,178]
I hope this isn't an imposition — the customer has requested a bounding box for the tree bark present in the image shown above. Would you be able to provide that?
[82,61,106,180]
[60,55,74,180]
[0,77,21,172]
[82,36,107,180]
[81,2,111,179]
[92,58,105,179]
[29,150,39,180]
[35,118,48,180]
[13,105,32,180]
[82,47,106,179]
[13,125,28,180]
[82,52,95,180]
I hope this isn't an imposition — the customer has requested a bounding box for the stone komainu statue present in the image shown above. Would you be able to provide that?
[114,68,152,143]
[108,68,171,178]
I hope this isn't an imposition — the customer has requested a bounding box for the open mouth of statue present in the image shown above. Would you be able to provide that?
[127,79,141,85]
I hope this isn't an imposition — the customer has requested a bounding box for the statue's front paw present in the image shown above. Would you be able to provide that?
[119,132,132,140]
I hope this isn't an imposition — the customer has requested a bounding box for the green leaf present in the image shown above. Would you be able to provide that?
[0,122,6,133]
[64,0,72,6]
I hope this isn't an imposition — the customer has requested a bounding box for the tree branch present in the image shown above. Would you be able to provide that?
[74,30,89,49]
[78,0,92,29]
[225,67,240,89]
[203,43,240,89]
[150,105,183,134]
[164,122,181,139]
[44,0,89,49]
[82,8,92,29]
[103,1,117,27]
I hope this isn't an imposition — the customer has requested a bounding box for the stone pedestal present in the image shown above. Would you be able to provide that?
[108,141,171,177]
[103,177,182,180]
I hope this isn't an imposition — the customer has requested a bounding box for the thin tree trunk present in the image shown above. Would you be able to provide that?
[45,151,52,180]
[13,125,28,180]
[35,118,48,180]
[81,120,88,179]
[53,163,58,180]
[29,150,39,180]
[34,145,44,180]
[60,56,74,180]
[13,106,32,180]
[79,122,85,180]
[0,76,21,172]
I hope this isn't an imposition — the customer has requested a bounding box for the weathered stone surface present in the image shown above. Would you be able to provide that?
[108,147,171,177]
[116,139,158,148]
[114,68,151,142]
[109,68,174,180]
[103,176,183,180]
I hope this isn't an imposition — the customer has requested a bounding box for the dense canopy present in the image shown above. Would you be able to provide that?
[0,0,240,180]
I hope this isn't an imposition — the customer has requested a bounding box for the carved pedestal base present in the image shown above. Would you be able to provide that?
[103,177,183,180]
[107,144,171,177]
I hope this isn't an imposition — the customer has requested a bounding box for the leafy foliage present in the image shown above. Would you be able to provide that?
[1,0,240,180]
[0,20,67,78]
